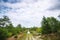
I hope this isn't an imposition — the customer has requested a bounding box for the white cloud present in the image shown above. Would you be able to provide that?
[0,0,60,27]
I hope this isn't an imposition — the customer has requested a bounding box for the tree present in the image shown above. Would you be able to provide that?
[0,16,11,27]
[0,16,17,40]
[47,17,59,33]
[41,16,51,34]
[41,16,60,34]
[0,28,9,40]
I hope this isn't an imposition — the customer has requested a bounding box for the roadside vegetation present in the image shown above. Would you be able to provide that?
[41,16,60,40]
[0,15,60,40]
[0,16,27,40]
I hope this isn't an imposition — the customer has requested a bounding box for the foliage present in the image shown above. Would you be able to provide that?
[0,28,9,40]
[36,27,42,33]
[0,16,23,40]
[41,16,60,34]
[41,16,51,34]
[0,15,60,40]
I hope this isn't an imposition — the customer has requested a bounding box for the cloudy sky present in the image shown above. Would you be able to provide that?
[0,0,60,27]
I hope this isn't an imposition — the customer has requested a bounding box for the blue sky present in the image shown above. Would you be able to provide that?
[0,0,60,27]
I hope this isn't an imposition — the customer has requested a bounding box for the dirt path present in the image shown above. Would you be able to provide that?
[7,31,42,40]
[6,36,17,40]
[7,33,24,40]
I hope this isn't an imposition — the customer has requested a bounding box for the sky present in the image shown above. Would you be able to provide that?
[0,0,60,27]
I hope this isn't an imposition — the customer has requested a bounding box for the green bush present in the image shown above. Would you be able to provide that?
[0,28,9,40]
